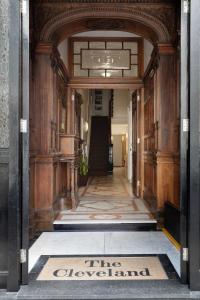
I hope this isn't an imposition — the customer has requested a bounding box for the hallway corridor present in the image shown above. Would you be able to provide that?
[54,168,156,225]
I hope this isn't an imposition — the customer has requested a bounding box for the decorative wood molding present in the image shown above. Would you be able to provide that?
[35,42,54,54]
[33,3,175,44]
[157,43,176,54]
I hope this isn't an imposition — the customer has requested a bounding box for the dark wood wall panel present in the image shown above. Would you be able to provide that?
[143,72,157,210]
[143,46,180,214]
[156,47,180,210]
[30,44,81,234]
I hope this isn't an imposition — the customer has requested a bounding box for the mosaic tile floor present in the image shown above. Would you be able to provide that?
[54,168,156,224]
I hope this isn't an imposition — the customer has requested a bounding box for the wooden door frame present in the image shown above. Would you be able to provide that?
[132,91,138,196]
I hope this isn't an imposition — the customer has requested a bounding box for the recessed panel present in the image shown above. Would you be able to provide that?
[74,55,81,64]
[124,42,138,54]
[74,65,88,77]
[89,41,105,49]
[131,55,138,64]
[106,70,123,77]
[124,65,138,77]
[106,42,123,49]
[74,41,88,54]
[89,70,106,77]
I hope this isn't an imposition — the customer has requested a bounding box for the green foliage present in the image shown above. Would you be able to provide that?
[79,155,88,176]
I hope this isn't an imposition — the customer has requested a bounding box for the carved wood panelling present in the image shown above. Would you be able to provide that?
[143,71,157,211]
[142,45,180,213]
[32,1,175,44]
[29,44,81,232]
[30,0,180,230]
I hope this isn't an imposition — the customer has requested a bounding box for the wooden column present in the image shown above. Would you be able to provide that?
[156,44,179,212]
[60,88,80,209]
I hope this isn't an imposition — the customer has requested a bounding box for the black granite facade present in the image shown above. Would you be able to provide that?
[0,0,9,289]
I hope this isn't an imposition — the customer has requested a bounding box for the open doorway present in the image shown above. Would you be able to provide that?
[23,1,186,294]
[53,88,156,229]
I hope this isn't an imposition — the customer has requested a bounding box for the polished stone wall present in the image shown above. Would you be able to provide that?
[0,0,9,289]
[0,0,9,148]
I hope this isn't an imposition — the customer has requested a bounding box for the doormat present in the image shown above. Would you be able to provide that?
[36,256,168,281]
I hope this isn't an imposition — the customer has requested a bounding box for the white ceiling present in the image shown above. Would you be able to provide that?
[73,31,139,37]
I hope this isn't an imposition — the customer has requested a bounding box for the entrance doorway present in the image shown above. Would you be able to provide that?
[28,23,182,284]
[8,0,200,294]
[29,30,181,272]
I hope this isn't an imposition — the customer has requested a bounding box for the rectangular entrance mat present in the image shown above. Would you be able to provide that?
[17,255,188,300]
[33,255,178,282]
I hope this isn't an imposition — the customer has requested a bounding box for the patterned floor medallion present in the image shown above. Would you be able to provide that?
[55,168,156,224]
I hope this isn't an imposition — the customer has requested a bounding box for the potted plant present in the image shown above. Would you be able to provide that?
[79,155,89,187]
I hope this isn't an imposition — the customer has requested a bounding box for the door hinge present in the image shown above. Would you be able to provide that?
[183,248,188,262]
[137,138,140,144]
[137,180,140,187]
[20,119,28,133]
[183,118,190,132]
[20,249,27,264]
[20,0,27,15]
[183,0,189,14]
[137,95,140,102]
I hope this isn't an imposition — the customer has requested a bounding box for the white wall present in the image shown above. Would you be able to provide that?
[112,90,129,124]
[58,39,68,68]
[76,89,91,157]
[113,135,123,167]
[112,124,128,135]
[144,39,154,72]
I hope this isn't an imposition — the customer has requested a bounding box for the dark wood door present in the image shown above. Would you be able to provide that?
[89,116,110,176]
[132,91,137,196]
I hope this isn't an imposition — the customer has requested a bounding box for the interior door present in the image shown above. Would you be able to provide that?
[132,91,137,196]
